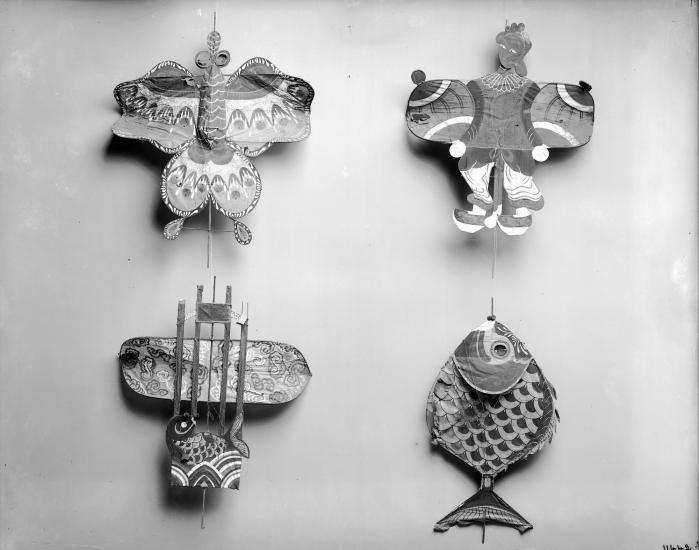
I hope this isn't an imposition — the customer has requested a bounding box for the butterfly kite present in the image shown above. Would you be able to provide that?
[406,23,594,235]
[113,29,314,243]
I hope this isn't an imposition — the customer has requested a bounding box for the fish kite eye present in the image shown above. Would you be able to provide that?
[491,341,510,358]
[179,421,188,429]
[195,50,212,69]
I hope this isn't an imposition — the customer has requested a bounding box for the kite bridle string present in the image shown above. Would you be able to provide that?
[206,202,213,270]
[201,10,217,525]
[491,228,497,319]
[489,154,501,320]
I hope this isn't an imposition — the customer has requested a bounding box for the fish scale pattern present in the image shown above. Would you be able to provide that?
[175,431,228,465]
[427,357,557,476]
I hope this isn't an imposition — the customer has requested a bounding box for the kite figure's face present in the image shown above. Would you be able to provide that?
[498,34,527,70]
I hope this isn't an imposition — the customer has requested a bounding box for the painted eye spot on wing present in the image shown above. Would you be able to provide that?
[240,167,256,187]
[251,109,270,130]
[271,104,291,127]
[212,175,225,193]
[227,174,244,200]
[167,165,186,187]
[196,175,209,193]
[230,110,247,130]
[175,107,194,127]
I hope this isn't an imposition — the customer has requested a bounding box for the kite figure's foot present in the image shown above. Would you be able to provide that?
[453,207,486,233]
[498,207,532,236]
[467,192,493,212]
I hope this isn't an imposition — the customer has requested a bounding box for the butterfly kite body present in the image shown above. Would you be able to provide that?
[406,23,594,235]
[113,30,314,243]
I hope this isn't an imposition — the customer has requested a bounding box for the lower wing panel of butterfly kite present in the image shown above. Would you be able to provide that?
[160,140,261,243]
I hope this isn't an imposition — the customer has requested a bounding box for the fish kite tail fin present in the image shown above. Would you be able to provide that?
[224,413,250,458]
[434,476,532,536]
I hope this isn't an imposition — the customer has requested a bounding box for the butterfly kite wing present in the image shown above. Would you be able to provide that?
[530,83,594,149]
[406,78,477,144]
[224,57,314,156]
[113,61,201,154]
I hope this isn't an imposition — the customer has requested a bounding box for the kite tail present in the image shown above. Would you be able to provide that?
[434,476,532,535]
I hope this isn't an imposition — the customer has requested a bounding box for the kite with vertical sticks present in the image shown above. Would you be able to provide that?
[119,284,311,489]
[406,22,594,235]
[113,26,314,244]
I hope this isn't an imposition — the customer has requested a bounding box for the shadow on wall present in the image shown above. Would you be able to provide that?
[404,133,533,259]
[103,132,300,235]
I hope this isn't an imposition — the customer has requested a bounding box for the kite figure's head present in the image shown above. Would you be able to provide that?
[496,22,532,76]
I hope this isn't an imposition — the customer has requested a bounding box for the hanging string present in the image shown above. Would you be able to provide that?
[488,155,502,321]
[206,202,213,270]
[201,12,223,529]
[200,491,207,529]
[489,227,497,320]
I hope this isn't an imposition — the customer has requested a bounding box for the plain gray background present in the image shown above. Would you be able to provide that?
[0,1,697,549]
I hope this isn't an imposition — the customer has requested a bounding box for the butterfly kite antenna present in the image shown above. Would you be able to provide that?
[213,11,216,32]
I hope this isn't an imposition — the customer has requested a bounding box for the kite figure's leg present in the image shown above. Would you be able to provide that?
[461,162,495,211]
[453,159,495,233]
[502,163,542,208]
[498,162,542,235]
